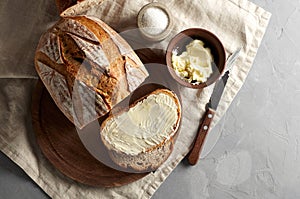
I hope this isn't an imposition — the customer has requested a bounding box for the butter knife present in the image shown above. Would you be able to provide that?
[187,49,241,165]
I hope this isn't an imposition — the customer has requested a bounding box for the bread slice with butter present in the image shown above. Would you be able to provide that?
[100,88,181,172]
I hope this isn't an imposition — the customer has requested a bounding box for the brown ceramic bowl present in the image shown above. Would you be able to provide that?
[166,28,226,89]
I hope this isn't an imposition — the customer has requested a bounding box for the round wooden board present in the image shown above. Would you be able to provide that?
[31,80,148,187]
[33,0,182,188]
[31,61,181,187]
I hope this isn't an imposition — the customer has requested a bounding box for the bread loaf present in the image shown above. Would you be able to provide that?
[35,16,148,128]
[59,0,104,17]
[100,89,181,172]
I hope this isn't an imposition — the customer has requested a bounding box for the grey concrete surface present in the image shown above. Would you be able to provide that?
[0,152,49,199]
[153,0,300,198]
[1,0,300,198]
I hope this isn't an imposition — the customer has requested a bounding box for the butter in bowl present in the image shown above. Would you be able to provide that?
[166,28,226,89]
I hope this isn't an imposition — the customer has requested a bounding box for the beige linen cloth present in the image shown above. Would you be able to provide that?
[0,0,271,198]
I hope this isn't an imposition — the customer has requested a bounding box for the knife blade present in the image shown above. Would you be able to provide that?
[187,49,241,165]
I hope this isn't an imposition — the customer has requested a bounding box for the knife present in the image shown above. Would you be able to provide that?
[187,48,241,165]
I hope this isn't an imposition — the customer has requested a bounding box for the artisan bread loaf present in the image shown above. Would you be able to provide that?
[100,89,181,172]
[35,15,148,128]
[59,0,104,17]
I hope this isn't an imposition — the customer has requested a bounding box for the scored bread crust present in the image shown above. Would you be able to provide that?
[35,16,148,129]
[60,0,104,17]
[100,88,181,172]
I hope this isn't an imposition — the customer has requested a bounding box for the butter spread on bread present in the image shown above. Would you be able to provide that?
[34,16,148,128]
[101,89,181,172]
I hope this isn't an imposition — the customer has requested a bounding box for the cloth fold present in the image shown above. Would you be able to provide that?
[0,0,271,198]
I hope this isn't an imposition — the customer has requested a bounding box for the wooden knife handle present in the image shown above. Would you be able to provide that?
[187,107,215,165]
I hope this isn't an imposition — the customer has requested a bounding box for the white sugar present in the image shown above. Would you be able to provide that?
[140,7,169,35]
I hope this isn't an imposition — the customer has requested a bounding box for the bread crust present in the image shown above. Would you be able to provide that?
[60,0,104,17]
[35,16,148,128]
[100,88,181,172]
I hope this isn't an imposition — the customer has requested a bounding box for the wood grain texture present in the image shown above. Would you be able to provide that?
[187,108,215,165]
[31,51,181,185]
[33,2,180,184]
[31,80,148,187]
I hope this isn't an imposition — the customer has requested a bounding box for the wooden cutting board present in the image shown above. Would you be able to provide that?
[33,0,180,185]
[31,46,180,186]
[31,80,148,187]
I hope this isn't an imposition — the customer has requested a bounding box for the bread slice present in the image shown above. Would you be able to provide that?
[100,89,181,172]
[35,16,148,128]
